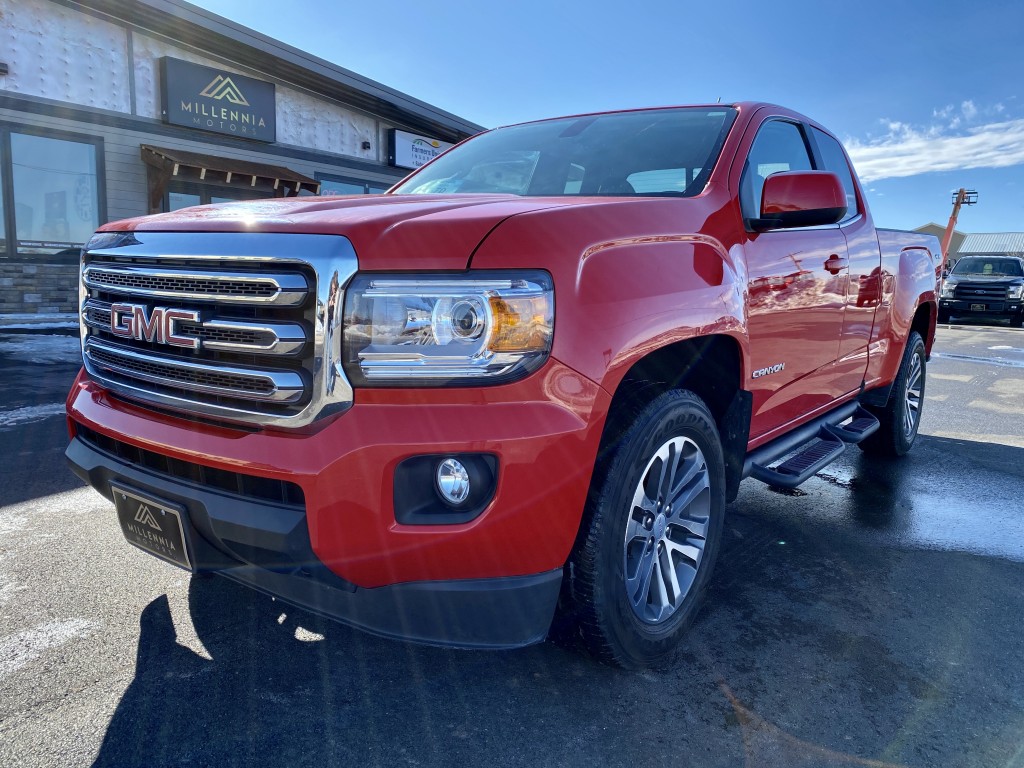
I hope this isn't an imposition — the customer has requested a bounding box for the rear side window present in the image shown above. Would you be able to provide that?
[740,120,812,220]
[811,127,859,221]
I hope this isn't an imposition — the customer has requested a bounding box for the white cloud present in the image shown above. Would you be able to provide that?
[846,117,1024,182]
[961,100,978,120]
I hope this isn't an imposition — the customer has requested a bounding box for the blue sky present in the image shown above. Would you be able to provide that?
[195,0,1023,233]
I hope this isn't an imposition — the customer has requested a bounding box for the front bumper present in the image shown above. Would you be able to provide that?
[939,297,1023,320]
[69,432,560,648]
[66,359,609,647]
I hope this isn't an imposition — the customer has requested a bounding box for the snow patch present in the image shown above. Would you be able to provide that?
[0,334,81,364]
[0,618,99,679]
[0,403,66,429]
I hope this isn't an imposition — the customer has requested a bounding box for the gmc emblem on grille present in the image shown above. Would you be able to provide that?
[110,303,201,349]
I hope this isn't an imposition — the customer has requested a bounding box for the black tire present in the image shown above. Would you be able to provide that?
[860,331,926,457]
[1010,316,1023,329]
[937,308,951,324]
[567,389,725,669]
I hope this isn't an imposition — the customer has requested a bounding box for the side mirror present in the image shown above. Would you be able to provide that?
[750,171,847,231]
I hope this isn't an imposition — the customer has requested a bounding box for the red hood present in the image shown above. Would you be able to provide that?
[102,194,579,270]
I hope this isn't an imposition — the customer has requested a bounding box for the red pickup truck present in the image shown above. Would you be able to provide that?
[66,103,940,668]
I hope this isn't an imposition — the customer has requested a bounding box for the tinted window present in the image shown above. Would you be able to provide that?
[394,108,738,197]
[740,121,812,220]
[812,127,859,220]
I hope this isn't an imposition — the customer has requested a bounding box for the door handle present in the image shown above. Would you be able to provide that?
[824,255,847,275]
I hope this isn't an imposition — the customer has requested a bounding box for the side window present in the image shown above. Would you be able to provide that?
[740,121,812,221]
[563,163,585,194]
[811,127,859,221]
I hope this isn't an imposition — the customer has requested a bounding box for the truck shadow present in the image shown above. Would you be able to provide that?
[91,578,632,768]
[91,434,1024,768]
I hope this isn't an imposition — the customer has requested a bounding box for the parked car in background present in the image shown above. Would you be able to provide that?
[939,256,1024,326]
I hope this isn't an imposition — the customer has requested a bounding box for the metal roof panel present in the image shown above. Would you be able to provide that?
[958,233,1024,255]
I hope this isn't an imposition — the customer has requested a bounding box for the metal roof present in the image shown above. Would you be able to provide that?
[957,233,1024,256]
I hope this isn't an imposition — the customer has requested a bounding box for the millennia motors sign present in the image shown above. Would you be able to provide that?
[160,57,277,142]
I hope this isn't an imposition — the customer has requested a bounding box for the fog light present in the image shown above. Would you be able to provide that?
[436,458,470,505]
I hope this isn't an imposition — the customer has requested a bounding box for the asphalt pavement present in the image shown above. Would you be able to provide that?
[1,322,1022,767]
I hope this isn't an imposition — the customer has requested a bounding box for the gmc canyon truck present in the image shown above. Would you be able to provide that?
[66,103,940,668]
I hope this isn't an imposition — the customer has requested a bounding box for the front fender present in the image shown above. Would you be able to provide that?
[468,198,749,395]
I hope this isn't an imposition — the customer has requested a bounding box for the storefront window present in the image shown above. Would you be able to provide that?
[0,143,5,259]
[11,133,99,258]
[320,178,365,195]
[166,184,262,211]
[169,192,201,211]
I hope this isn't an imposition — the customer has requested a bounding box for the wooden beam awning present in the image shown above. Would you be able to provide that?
[141,145,321,213]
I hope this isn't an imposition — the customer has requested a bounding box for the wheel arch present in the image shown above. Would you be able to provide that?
[596,334,749,503]
[912,300,936,358]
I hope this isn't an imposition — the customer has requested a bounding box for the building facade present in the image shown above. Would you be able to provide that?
[0,0,482,316]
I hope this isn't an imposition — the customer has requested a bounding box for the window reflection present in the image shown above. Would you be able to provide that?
[11,133,99,256]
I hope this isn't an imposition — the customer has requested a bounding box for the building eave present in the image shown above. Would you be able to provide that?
[62,0,485,143]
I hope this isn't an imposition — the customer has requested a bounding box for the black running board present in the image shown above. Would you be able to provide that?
[743,402,880,489]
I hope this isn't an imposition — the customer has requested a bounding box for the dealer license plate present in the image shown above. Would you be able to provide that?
[111,484,192,570]
[971,303,986,311]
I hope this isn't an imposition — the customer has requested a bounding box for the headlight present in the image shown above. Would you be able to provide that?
[1007,285,1024,300]
[940,280,957,297]
[342,271,554,385]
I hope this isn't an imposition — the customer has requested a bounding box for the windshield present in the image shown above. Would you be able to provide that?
[393,108,737,197]
[951,257,1024,276]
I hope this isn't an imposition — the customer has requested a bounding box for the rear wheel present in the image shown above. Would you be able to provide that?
[860,331,926,456]
[568,390,725,668]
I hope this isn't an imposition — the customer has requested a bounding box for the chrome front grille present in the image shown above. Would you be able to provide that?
[83,265,308,304]
[79,232,358,428]
[83,301,305,355]
[86,340,304,402]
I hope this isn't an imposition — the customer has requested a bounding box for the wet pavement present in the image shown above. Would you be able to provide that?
[1,325,1023,767]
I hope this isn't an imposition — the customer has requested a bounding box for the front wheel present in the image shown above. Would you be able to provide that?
[568,390,725,669]
[860,331,926,456]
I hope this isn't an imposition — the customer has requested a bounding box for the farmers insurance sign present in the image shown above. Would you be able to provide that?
[160,57,276,142]
[389,130,453,170]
